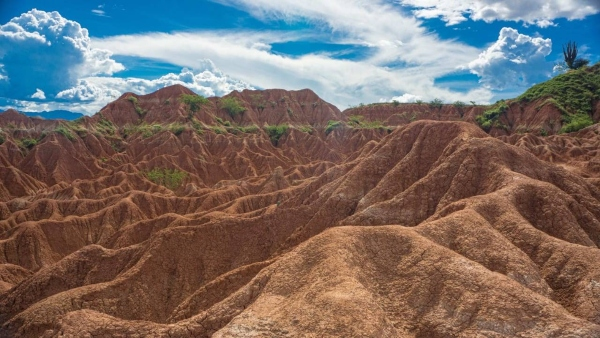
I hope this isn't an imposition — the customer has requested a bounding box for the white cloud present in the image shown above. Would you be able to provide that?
[94,31,493,108]
[391,93,422,103]
[468,27,552,90]
[1,5,504,115]
[30,89,46,100]
[93,0,493,109]
[17,65,253,115]
[0,9,124,99]
[399,0,600,27]
[91,9,107,17]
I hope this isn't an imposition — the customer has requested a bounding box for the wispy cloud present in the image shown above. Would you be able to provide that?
[93,0,493,107]
[93,30,492,108]
[398,0,600,27]
[92,4,108,17]
[91,9,107,17]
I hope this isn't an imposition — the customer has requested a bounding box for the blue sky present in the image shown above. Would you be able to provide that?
[0,1,598,114]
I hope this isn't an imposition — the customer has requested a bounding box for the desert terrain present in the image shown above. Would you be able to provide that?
[0,65,599,337]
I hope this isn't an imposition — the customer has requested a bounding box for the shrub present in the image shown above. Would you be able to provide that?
[453,100,466,117]
[250,94,266,112]
[415,100,423,105]
[237,125,260,133]
[54,125,75,141]
[264,124,289,145]
[429,98,443,109]
[190,119,204,135]
[392,100,400,107]
[298,125,313,134]
[347,115,385,129]
[123,124,164,138]
[325,120,343,135]
[20,138,37,149]
[68,120,88,137]
[215,117,231,126]
[476,101,509,131]
[220,97,246,118]
[209,126,226,134]
[0,132,5,145]
[560,113,593,133]
[146,168,188,190]
[453,100,465,109]
[96,117,116,135]
[347,115,364,127]
[179,94,209,112]
[127,96,145,116]
[518,65,599,116]
[168,123,186,136]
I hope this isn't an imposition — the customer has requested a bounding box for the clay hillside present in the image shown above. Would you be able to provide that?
[0,64,599,337]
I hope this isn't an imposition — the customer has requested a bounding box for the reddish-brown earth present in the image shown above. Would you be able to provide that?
[1,86,600,337]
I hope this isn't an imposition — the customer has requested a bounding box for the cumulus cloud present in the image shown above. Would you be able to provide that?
[0,9,124,100]
[468,27,552,90]
[399,0,599,27]
[30,89,46,100]
[391,93,422,103]
[1,5,498,115]
[15,65,253,115]
[95,31,493,109]
[94,0,493,109]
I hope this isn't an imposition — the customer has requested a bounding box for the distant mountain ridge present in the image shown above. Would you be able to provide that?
[23,110,84,120]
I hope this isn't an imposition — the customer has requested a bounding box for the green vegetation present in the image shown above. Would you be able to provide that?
[415,100,423,105]
[475,101,509,131]
[127,96,145,116]
[236,124,260,134]
[168,123,186,136]
[429,98,443,109]
[54,125,75,141]
[562,41,589,70]
[19,138,38,149]
[325,120,343,135]
[96,116,116,136]
[0,131,5,145]
[453,101,466,117]
[250,94,266,112]
[392,100,400,107]
[190,119,204,135]
[518,63,599,133]
[179,94,209,113]
[560,113,593,133]
[123,123,164,138]
[68,119,88,137]
[298,125,313,134]
[347,115,386,129]
[209,126,227,134]
[264,124,289,145]
[518,65,599,116]
[146,167,188,190]
[220,97,246,118]
[215,116,232,126]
